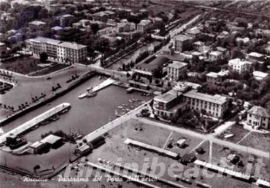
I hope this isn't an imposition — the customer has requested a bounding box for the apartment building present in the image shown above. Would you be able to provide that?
[137,20,152,32]
[247,106,269,129]
[167,61,187,81]
[208,51,223,62]
[153,89,186,119]
[174,35,192,52]
[206,70,228,85]
[183,90,228,118]
[228,58,253,74]
[28,20,46,30]
[28,37,87,64]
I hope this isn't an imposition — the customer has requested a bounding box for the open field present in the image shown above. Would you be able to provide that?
[222,124,251,143]
[197,141,270,182]
[239,132,270,153]
[0,56,69,76]
[0,56,46,75]
[62,118,260,188]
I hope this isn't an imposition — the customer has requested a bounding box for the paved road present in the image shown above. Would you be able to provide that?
[137,118,270,159]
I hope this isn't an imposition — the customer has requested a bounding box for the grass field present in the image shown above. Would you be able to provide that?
[239,132,270,153]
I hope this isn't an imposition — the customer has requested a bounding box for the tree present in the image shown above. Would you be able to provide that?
[231,48,245,59]
[152,67,163,78]
[153,21,166,33]
[39,52,48,63]
[91,23,99,34]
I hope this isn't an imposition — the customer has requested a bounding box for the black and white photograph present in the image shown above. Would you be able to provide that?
[0,0,269,187]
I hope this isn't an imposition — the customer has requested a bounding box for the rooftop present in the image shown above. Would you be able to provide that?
[58,42,87,50]
[253,71,268,80]
[33,37,61,45]
[206,72,219,78]
[216,46,227,52]
[209,51,222,56]
[248,106,269,118]
[30,141,44,148]
[168,61,187,69]
[229,58,253,66]
[136,56,170,72]
[40,134,62,145]
[175,34,192,42]
[139,19,151,26]
[183,90,227,105]
[186,27,201,35]
[154,92,179,103]
[248,52,264,58]
[29,20,46,26]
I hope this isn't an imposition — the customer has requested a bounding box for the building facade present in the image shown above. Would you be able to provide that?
[183,90,228,118]
[206,70,228,85]
[174,35,192,52]
[228,58,253,74]
[137,20,152,32]
[247,106,269,129]
[28,37,87,64]
[167,61,187,81]
[153,90,184,119]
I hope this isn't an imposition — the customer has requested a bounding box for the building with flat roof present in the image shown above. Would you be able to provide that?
[183,90,228,118]
[28,37,87,64]
[40,134,62,148]
[174,35,192,52]
[228,58,253,74]
[137,20,152,32]
[247,106,269,129]
[29,20,46,30]
[167,61,187,81]
[208,51,223,62]
[253,71,268,81]
[185,27,201,39]
[248,52,264,62]
[206,70,228,85]
[153,88,185,120]
[58,14,74,27]
[29,141,49,154]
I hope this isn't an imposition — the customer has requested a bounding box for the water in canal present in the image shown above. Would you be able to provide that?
[0,75,151,173]
[3,75,151,142]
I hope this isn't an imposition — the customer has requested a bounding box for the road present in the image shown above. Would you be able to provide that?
[137,118,270,159]
[151,0,270,18]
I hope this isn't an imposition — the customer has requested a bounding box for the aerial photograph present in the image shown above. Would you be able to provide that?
[0,0,269,187]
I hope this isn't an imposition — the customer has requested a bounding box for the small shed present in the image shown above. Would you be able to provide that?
[40,135,62,149]
[30,141,49,154]
[75,144,92,156]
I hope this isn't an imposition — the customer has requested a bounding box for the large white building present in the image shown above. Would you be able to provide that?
[247,106,269,129]
[167,61,187,81]
[183,90,228,118]
[228,58,253,74]
[27,37,87,64]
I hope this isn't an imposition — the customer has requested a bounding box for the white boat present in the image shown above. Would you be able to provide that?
[118,106,123,109]
[78,93,88,99]
[86,91,97,98]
